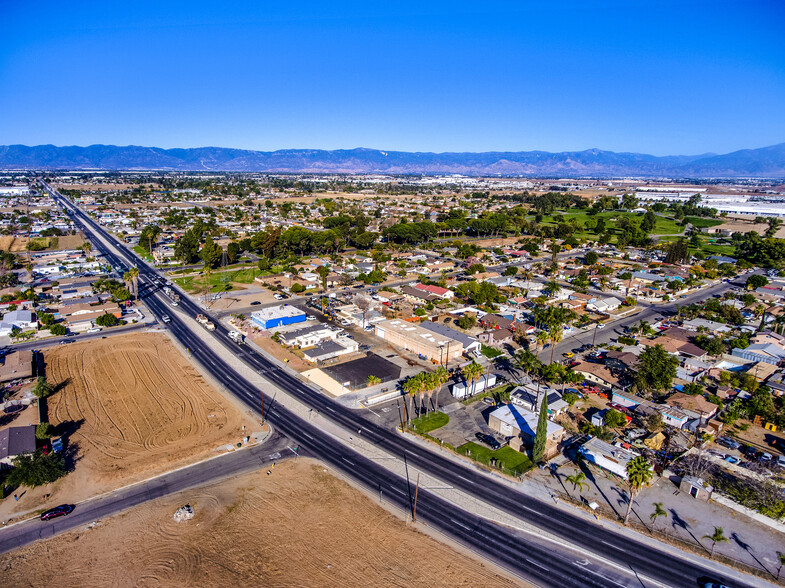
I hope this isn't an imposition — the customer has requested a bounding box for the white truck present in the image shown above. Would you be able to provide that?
[228,330,244,344]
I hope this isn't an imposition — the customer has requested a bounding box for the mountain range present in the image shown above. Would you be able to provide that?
[1,143,784,178]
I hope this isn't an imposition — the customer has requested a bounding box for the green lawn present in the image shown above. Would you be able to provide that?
[174,268,262,293]
[409,411,449,435]
[537,210,684,238]
[457,442,533,476]
[685,216,724,228]
[481,344,504,359]
[133,245,153,261]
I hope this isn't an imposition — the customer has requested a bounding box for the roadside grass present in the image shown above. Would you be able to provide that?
[456,442,533,476]
[481,344,504,359]
[409,411,449,435]
[174,268,259,293]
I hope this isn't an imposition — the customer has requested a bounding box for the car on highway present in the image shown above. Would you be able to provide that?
[86,327,102,334]
[596,323,605,329]
[40,504,74,521]
[475,432,501,450]
[59,339,75,345]
[161,315,171,323]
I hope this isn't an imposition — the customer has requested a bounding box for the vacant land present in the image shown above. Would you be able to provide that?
[0,333,251,520]
[0,459,518,588]
[0,234,84,252]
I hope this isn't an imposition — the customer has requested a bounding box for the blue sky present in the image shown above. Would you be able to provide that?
[1,1,783,155]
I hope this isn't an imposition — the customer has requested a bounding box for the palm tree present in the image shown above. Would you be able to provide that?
[402,377,418,426]
[416,372,429,416]
[548,326,563,365]
[649,502,667,533]
[126,267,140,299]
[462,361,484,398]
[366,374,381,387]
[565,472,589,496]
[702,526,728,559]
[123,271,134,299]
[536,331,549,359]
[623,456,652,525]
[513,349,541,383]
[431,366,449,413]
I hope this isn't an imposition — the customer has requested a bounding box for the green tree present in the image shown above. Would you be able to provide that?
[7,450,67,488]
[200,235,223,269]
[49,324,67,336]
[532,393,549,464]
[746,274,768,290]
[32,377,54,399]
[624,456,653,525]
[635,344,679,393]
[583,251,599,265]
[95,312,119,327]
[35,422,55,440]
[366,375,381,387]
[291,283,306,294]
[604,409,627,429]
[702,526,728,559]
[139,224,162,253]
[38,312,56,327]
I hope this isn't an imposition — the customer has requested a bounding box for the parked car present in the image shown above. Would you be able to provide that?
[273,293,283,300]
[475,432,501,450]
[40,504,74,521]
[250,301,261,305]
[717,436,740,450]
[562,352,574,358]
[724,455,740,464]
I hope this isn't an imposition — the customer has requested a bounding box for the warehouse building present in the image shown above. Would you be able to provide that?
[374,319,464,363]
[250,305,307,329]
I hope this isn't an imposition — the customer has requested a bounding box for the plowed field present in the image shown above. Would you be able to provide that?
[0,333,252,521]
[0,460,520,587]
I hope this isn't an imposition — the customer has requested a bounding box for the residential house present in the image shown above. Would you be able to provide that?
[665,392,718,421]
[0,310,37,336]
[732,343,785,366]
[488,404,565,460]
[0,350,34,383]
[478,329,513,347]
[479,314,515,330]
[510,385,569,415]
[579,437,641,479]
[0,425,37,468]
[574,362,619,389]
[413,283,454,300]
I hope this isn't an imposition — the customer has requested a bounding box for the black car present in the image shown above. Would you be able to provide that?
[40,504,74,521]
[475,432,501,450]
[250,301,261,305]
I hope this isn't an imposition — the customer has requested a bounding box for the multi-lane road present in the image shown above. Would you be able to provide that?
[23,180,758,588]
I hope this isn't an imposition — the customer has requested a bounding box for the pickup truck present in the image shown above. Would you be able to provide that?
[228,331,244,344]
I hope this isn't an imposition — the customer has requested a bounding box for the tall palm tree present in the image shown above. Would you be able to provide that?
[123,271,134,299]
[513,349,541,383]
[624,456,653,525]
[431,366,449,413]
[402,377,418,426]
[126,267,140,299]
[462,361,484,398]
[702,526,728,559]
[416,372,429,416]
[565,472,589,496]
[649,502,667,533]
[548,326,563,365]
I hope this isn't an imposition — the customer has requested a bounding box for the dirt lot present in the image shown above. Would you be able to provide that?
[0,333,252,521]
[0,459,517,587]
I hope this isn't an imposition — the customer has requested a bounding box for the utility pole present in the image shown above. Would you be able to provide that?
[412,473,420,522]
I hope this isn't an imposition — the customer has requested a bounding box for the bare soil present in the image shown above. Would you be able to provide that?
[0,459,518,587]
[0,333,252,521]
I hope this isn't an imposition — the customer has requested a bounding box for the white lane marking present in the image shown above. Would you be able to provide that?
[577,566,625,588]
[601,540,626,552]
[450,518,471,531]
[341,457,355,466]
[524,558,548,571]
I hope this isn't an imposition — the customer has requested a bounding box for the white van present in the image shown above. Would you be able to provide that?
[86,327,102,334]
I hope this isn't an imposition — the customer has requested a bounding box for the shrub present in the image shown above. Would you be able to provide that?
[7,450,67,488]
[36,422,55,440]
[32,377,54,399]
[49,324,67,336]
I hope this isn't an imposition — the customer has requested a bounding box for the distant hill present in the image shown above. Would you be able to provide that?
[0,143,784,178]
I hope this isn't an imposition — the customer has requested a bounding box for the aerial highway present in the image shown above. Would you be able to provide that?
[37,180,757,588]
